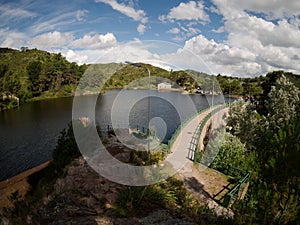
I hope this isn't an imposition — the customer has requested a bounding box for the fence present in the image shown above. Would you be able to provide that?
[167,104,228,150]
[190,104,251,208]
[167,106,211,149]
[193,104,228,162]
[222,172,251,208]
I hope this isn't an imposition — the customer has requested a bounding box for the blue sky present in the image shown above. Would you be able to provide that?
[1,0,300,77]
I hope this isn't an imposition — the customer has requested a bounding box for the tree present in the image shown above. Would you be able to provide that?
[27,61,42,96]
[27,61,41,80]
[208,131,255,178]
[0,63,8,78]
[265,75,300,131]
[228,75,300,225]
[227,100,265,151]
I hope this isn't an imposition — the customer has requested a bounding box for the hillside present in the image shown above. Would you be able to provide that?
[0,47,87,110]
[1,47,299,110]
[103,63,203,92]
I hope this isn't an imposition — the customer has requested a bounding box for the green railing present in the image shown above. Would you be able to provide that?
[222,172,251,208]
[193,104,227,161]
[168,103,228,150]
[167,106,211,149]
[208,161,251,207]
[190,104,252,208]
[180,103,251,208]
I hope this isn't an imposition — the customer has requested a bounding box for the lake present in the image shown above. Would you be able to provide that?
[0,90,226,181]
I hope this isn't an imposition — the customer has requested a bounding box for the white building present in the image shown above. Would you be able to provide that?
[157,82,172,91]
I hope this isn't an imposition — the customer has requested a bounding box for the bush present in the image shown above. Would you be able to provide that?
[52,122,81,170]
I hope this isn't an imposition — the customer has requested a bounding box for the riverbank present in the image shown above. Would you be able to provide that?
[0,161,50,211]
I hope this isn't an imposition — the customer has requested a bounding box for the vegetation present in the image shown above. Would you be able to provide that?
[207,131,256,180]
[3,121,228,224]
[216,71,300,100]
[0,47,87,110]
[216,74,264,97]
[1,47,300,224]
[1,47,299,112]
[103,63,206,92]
[2,121,82,223]
[225,72,300,224]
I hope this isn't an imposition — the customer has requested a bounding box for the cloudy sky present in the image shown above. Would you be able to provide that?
[1,0,300,77]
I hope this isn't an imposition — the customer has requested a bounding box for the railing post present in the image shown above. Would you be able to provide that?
[223,193,232,208]
[194,147,197,162]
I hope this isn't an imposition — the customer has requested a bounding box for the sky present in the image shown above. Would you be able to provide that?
[1,0,300,77]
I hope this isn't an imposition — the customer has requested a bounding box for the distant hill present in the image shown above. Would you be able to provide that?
[103,64,215,92]
[0,47,299,110]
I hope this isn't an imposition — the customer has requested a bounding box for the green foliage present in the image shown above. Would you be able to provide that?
[216,74,263,97]
[115,177,202,219]
[103,63,219,93]
[0,47,86,110]
[52,122,81,170]
[227,100,265,151]
[227,75,300,224]
[27,61,42,80]
[78,63,124,94]
[209,132,253,177]
[266,75,300,131]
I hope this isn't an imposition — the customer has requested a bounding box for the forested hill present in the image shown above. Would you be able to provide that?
[0,47,87,110]
[1,47,299,111]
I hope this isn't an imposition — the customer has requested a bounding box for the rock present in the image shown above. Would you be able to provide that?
[114,152,131,163]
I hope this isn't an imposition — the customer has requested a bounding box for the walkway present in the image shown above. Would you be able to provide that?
[165,106,233,216]
[165,106,228,171]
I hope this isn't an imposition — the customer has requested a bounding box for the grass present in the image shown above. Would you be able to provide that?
[194,164,235,202]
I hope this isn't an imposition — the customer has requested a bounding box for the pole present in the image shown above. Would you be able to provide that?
[125,61,151,162]
[146,67,151,162]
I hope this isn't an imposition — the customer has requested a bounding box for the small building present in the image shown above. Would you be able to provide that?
[157,82,172,91]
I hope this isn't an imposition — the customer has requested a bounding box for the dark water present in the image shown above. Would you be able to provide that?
[0,90,225,181]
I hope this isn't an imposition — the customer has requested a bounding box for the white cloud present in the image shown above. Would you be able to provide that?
[224,15,300,48]
[70,33,117,49]
[167,27,180,34]
[213,0,300,19]
[29,11,77,35]
[172,36,185,42]
[62,42,157,65]
[95,0,148,23]
[76,9,88,21]
[0,4,37,21]
[137,24,146,34]
[181,30,300,76]
[169,22,201,41]
[212,26,225,33]
[159,1,209,23]
[212,0,300,21]
[165,0,299,76]
[63,50,88,65]
[29,31,74,49]
[0,28,27,49]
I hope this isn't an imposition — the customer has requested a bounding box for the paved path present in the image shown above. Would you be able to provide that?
[165,106,233,216]
[165,106,226,172]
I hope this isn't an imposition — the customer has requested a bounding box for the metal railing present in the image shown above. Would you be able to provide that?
[167,106,211,149]
[189,104,252,208]
[222,172,251,208]
[193,104,227,162]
